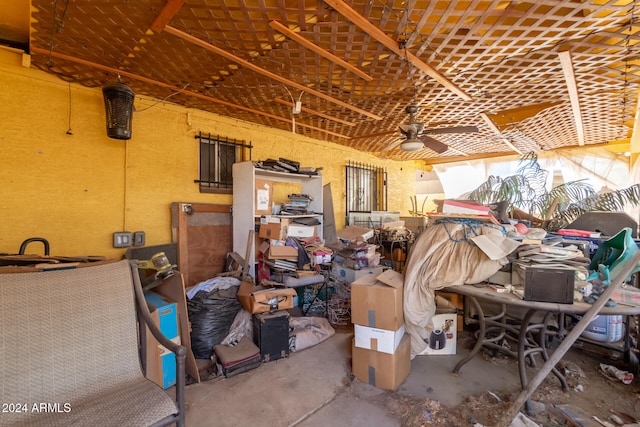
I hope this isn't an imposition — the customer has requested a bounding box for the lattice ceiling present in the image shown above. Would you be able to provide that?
[18,0,640,163]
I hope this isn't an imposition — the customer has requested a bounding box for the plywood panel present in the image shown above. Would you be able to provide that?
[171,203,232,287]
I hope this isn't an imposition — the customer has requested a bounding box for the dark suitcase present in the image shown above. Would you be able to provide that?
[253,310,290,362]
[213,336,262,378]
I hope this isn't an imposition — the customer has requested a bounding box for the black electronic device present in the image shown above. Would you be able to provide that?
[523,267,575,304]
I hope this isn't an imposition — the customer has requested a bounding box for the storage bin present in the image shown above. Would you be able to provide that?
[581,315,623,343]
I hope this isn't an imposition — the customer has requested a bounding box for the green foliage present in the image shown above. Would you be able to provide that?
[464,152,639,230]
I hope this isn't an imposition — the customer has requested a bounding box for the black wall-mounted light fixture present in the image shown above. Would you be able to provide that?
[102,83,135,140]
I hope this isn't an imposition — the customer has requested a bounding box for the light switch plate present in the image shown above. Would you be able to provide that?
[113,232,132,248]
[133,231,145,247]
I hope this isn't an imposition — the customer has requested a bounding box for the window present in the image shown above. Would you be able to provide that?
[195,132,251,193]
[345,161,387,225]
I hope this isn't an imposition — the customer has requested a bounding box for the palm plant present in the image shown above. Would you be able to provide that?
[464,152,640,231]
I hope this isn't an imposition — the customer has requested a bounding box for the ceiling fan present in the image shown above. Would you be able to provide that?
[389,104,479,153]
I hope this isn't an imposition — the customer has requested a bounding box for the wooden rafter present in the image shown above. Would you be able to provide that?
[480,113,522,155]
[30,46,347,139]
[558,50,585,146]
[350,130,397,140]
[163,25,383,121]
[631,91,640,154]
[269,20,373,82]
[273,98,356,126]
[485,102,562,128]
[149,0,185,33]
[322,0,472,101]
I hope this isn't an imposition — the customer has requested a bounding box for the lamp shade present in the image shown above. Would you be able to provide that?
[400,138,424,152]
[102,83,134,140]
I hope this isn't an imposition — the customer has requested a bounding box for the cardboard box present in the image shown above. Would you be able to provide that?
[418,296,457,356]
[255,179,274,216]
[334,264,383,284]
[259,218,289,239]
[434,290,464,332]
[351,269,404,330]
[354,324,405,354]
[146,271,201,384]
[351,334,411,391]
[144,291,179,389]
[287,224,316,238]
[337,226,375,243]
[267,244,298,260]
[237,280,297,314]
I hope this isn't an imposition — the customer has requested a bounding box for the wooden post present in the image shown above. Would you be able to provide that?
[498,250,640,427]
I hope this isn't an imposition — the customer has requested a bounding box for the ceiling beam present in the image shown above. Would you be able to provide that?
[269,20,373,82]
[163,25,383,121]
[273,98,356,126]
[558,50,585,146]
[149,0,186,33]
[630,90,640,154]
[420,140,632,166]
[485,101,562,128]
[322,0,472,101]
[350,130,396,140]
[29,46,350,139]
[480,113,523,155]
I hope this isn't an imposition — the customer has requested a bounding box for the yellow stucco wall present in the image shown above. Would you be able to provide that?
[0,49,420,258]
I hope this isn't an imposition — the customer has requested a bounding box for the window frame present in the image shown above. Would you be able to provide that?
[194,132,251,194]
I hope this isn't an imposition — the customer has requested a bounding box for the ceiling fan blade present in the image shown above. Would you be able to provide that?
[421,135,449,154]
[424,125,479,135]
[381,139,402,152]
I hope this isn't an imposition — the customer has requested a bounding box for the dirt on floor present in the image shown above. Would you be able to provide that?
[368,338,640,427]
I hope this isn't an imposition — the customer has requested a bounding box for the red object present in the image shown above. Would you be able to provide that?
[557,228,594,237]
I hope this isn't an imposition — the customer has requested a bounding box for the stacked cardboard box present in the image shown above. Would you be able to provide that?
[350,270,410,391]
[143,291,180,389]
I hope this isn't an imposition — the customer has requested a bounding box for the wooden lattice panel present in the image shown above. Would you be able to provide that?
[27,0,639,162]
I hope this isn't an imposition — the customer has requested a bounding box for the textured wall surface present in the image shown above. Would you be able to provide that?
[0,49,419,258]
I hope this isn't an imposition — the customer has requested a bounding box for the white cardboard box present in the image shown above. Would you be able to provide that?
[334,264,383,283]
[287,224,316,238]
[354,324,405,354]
[418,298,457,356]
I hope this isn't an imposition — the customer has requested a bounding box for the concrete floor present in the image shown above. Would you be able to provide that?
[184,327,524,427]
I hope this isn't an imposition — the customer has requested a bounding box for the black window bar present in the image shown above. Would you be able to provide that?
[345,161,388,227]
[194,132,252,193]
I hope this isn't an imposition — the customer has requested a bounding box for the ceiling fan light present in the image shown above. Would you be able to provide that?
[400,139,424,151]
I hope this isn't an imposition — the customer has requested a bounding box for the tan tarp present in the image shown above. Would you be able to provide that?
[403,222,516,357]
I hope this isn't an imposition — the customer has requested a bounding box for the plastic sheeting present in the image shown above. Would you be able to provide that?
[188,285,242,359]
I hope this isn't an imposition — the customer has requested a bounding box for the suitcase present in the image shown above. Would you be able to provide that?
[213,336,262,378]
[253,310,290,362]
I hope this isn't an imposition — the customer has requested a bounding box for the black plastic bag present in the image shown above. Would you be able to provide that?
[187,286,242,359]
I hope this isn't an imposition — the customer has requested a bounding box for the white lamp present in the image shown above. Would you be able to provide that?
[400,138,424,151]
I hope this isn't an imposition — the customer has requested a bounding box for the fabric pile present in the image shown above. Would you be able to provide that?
[403,220,518,357]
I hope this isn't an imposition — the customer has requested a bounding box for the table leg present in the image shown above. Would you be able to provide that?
[519,309,569,415]
[538,312,569,391]
[454,296,486,374]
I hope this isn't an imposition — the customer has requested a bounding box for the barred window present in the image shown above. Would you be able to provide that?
[345,161,388,225]
[195,132,251,194]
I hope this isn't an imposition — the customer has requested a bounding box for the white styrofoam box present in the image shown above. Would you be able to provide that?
[287,224,316,238]
[334,264,383,283]
[354,324,405,354]
[418,311,457,356]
